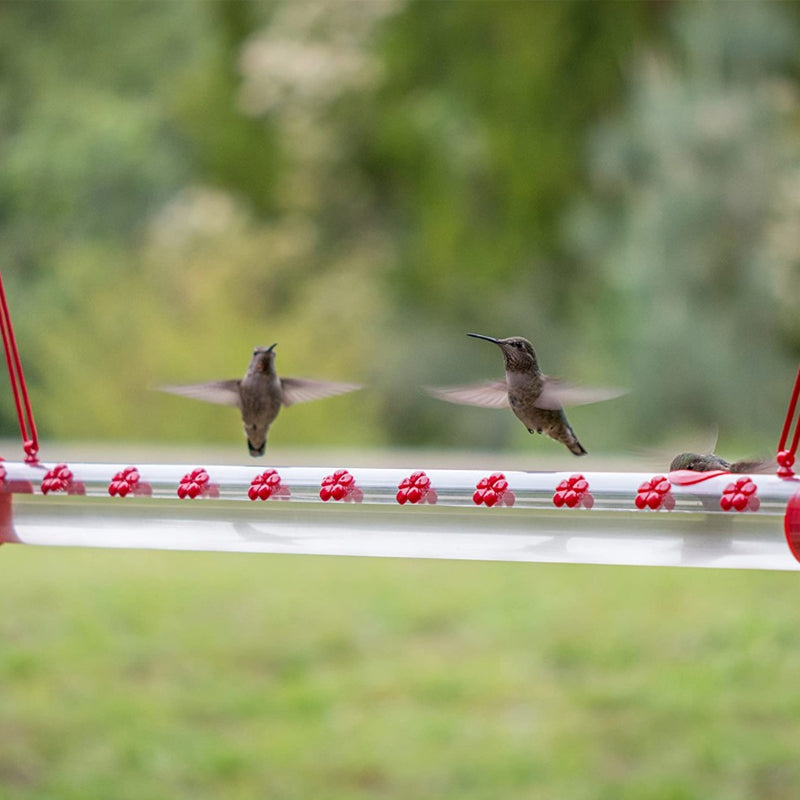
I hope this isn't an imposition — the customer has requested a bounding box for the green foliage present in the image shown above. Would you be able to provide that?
[366,0,649,309]
[567,1,800,445]
[0,0,798,455]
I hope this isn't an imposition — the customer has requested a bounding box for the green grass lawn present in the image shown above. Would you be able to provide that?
[2,545,800,799]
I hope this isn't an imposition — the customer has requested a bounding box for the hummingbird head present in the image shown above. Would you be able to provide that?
[670,452,702,471]
[669,452,729,472]
[252,343,277,373]
[467,333,539,373]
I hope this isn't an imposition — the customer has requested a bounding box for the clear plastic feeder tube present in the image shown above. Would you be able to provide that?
[2,461,799,571]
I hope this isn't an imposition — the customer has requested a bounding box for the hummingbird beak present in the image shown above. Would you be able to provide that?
[467,333,500,345]
[267,343,278,352]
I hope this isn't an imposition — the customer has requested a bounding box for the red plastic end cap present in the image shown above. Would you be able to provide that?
[0,492,20,543]
[784,488,800,563]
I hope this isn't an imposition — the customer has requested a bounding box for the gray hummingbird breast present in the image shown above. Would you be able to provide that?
[242,377,280,417]
[506,372,541,403]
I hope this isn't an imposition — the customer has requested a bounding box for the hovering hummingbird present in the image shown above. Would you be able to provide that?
[425,333,624,456]
[159,344,361,456]
[669,452,771,474]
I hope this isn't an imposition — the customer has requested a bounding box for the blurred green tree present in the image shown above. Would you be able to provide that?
[2,0,798,457]
[249,0,655,447]
[565,0,800,449]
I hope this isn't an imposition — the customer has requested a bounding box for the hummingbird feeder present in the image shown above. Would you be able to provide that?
[2,271,800,571]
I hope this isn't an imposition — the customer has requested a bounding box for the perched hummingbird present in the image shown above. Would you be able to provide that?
[159,344,361,456]
[425,333,624,456]
[669,452,771,473]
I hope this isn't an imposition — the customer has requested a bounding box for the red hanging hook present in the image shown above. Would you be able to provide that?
[777,363,800,478]
[0,272,39,463]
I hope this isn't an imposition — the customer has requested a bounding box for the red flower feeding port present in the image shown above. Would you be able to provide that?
[41,464,85,496]
[108,467,152,498]
[396,471,437,505]
[553,474,593,509]
[319,469,363,503]
[720,477,760,512]
[473,473,515,507]
[635,476,675,511]
[248,469,290,501]
[177,468,219,499]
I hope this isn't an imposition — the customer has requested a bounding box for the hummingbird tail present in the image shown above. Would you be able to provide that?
[569,439,588,456]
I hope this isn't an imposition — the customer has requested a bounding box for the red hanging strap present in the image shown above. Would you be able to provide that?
[0,273,39,463]
[777,363,800,478]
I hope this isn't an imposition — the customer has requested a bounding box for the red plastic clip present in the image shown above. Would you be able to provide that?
[473,473,515,507]
[720,477,760,512]
[635,475,675,510]
[248,469,290,501]
[777,450,795,480]
[319,469,363,502]
[553,474,593,509]
[396,471,437,505]
[108,467,151,497]
[177,468,219,499]
[41,464,85,495]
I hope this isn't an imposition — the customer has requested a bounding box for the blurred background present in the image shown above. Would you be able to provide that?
[4,3,800,800]
[3,0,800,460]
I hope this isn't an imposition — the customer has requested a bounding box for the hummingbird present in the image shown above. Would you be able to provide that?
[669,452,771,473]
[159,344,361,456]
[425,333,624,456]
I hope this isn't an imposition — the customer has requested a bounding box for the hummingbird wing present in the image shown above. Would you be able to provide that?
[158,380,241,407]
[424,380,510,408]
[535,378,627,410]
[279,378,362,407]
